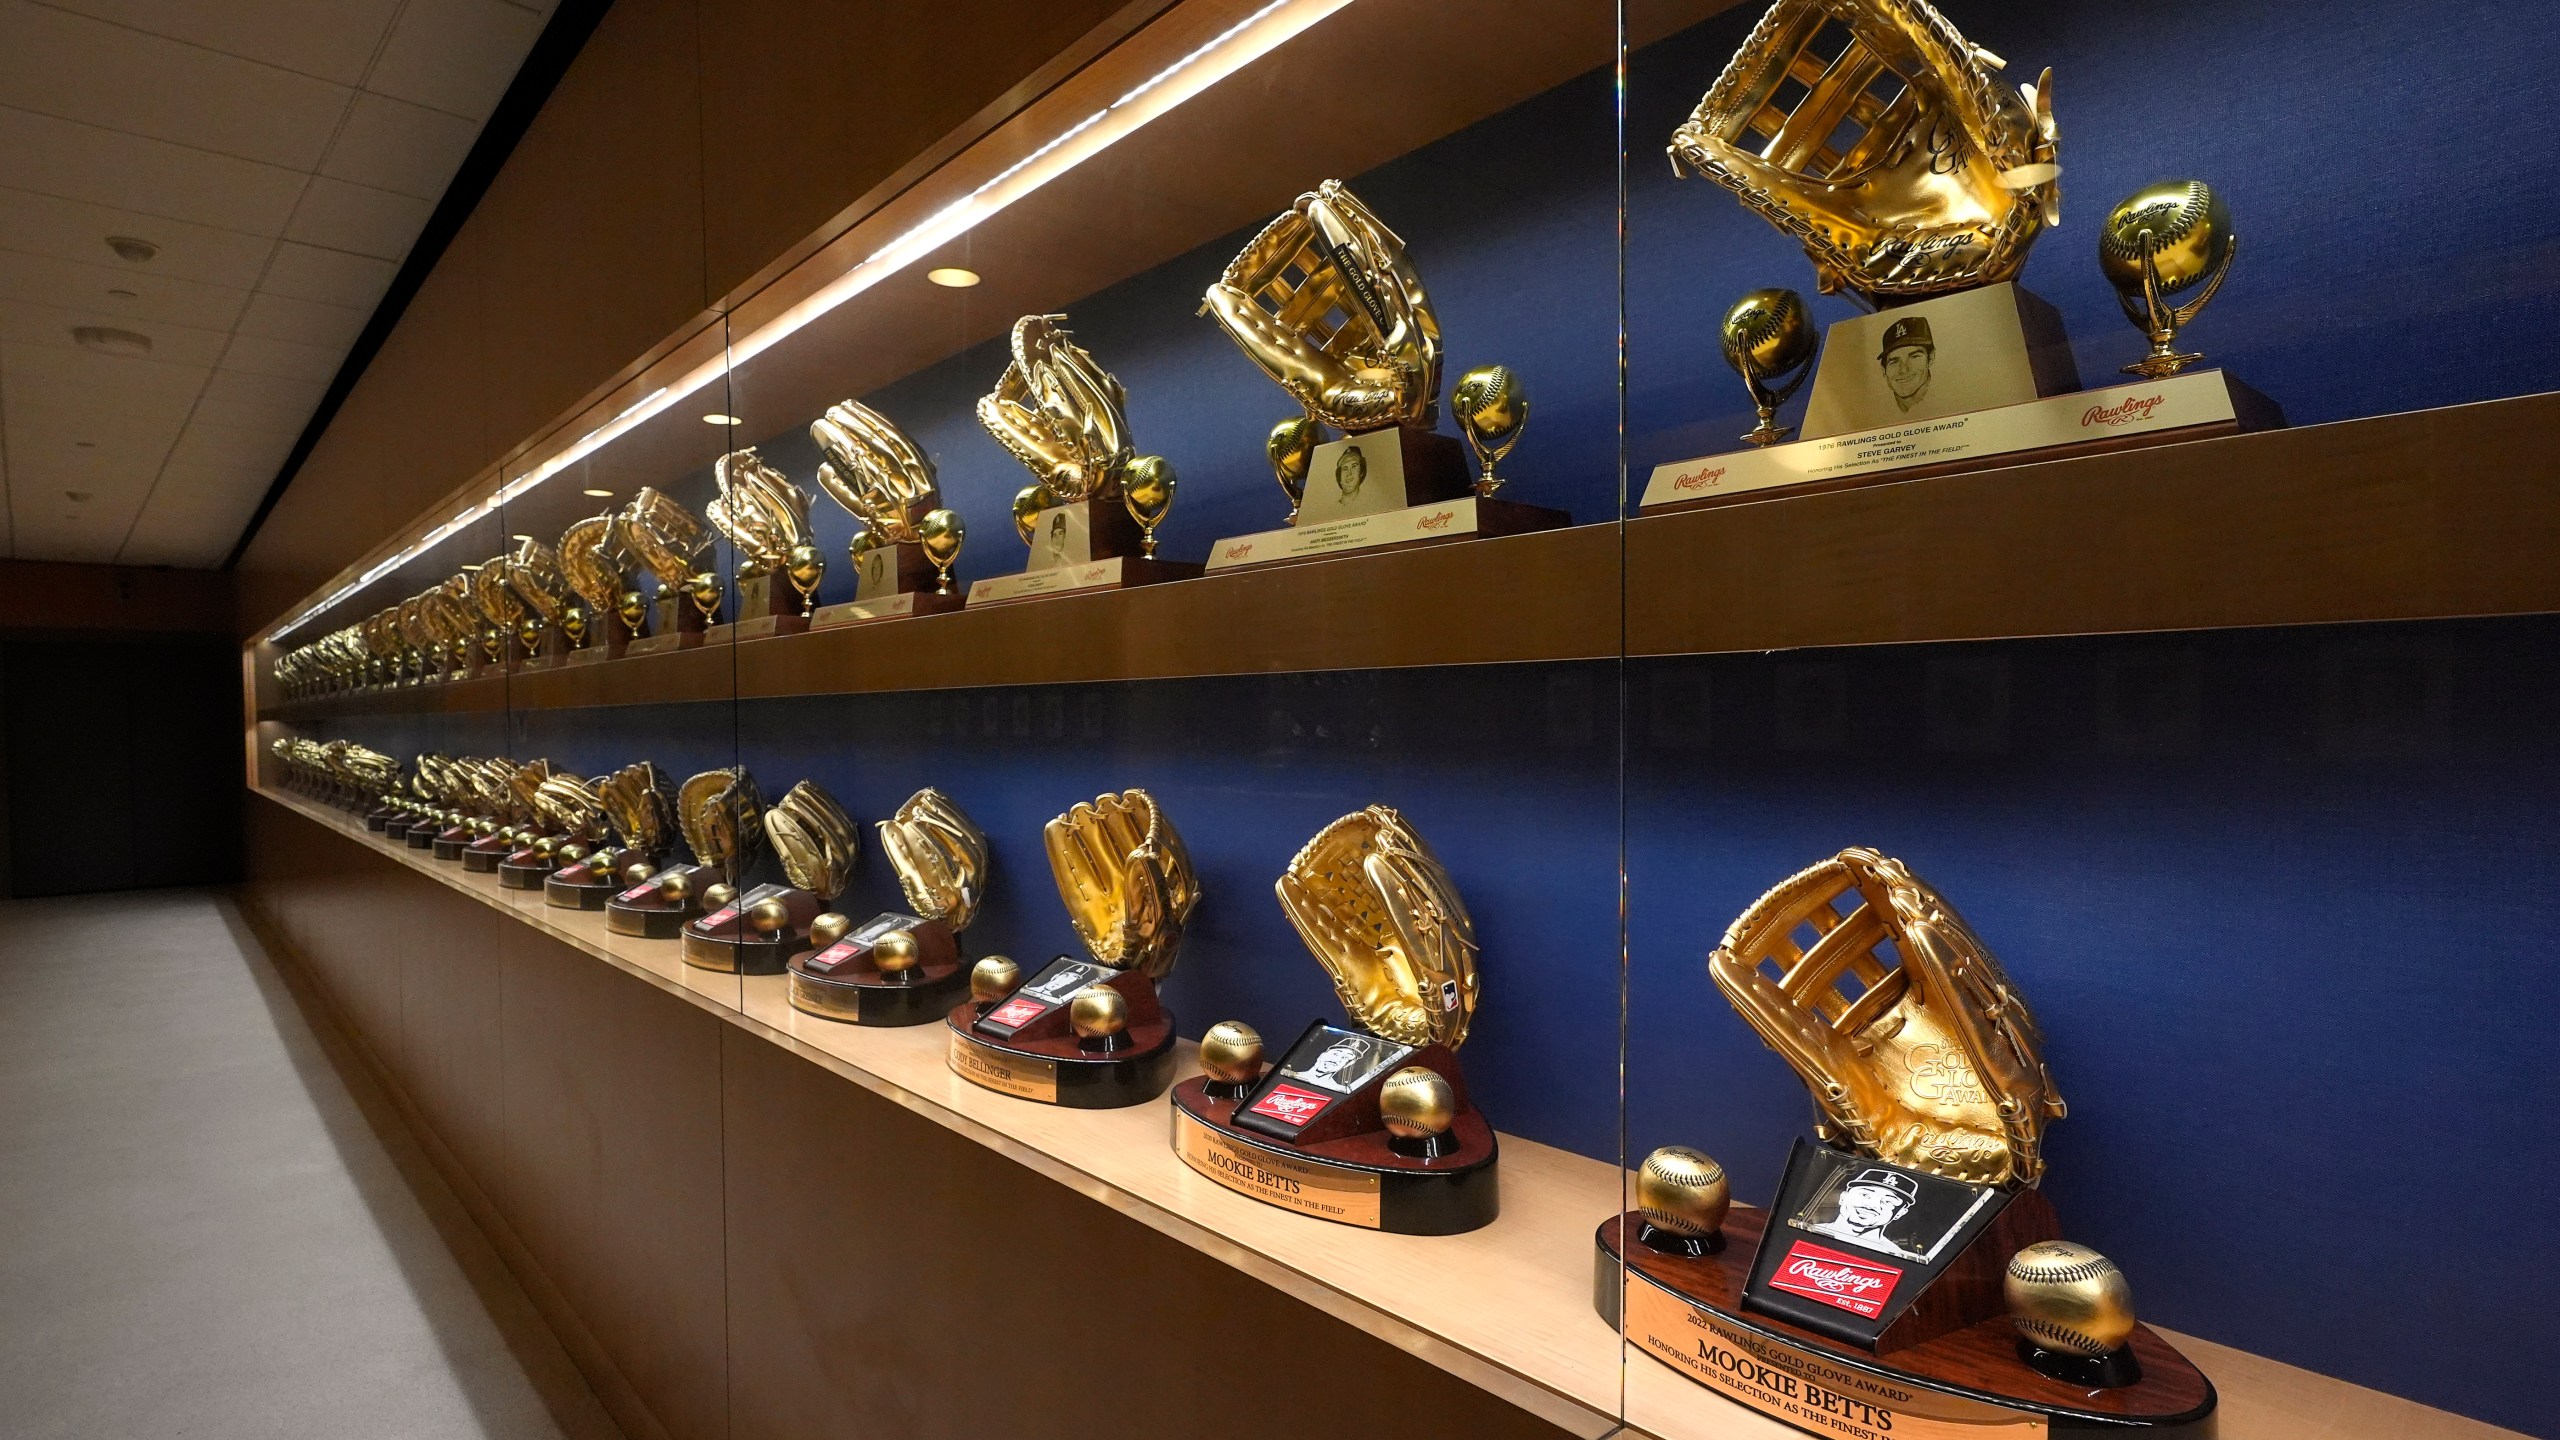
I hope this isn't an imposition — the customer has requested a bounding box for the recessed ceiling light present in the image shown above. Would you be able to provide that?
[71,325,151,356]
[926,267,982,288]
[65,490,93,503]
[106,235,158,263]
[703,413,743,426]
[75,440,96,449]
[582,487,614,497]
[105,287,137,300]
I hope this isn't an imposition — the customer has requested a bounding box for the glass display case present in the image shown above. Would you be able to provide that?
[248,0,2560,1435]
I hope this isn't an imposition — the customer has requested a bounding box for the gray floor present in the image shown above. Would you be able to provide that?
[0,888,622,1440]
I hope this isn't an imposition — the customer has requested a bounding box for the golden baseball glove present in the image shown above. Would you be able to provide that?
[707,447,814,570]
[764,779,860,899]
[469,556,524,632]
[678,767,765,881]
[1203,180,1443,432]
[503,759,556,827]
[879,787,988,931]
[1043,789,1199,980]
[812,400,939,543]
[1709,846,2066,1186]
[1667,0,2060,299]
[1274,806,1479,1050]
[505,535,570,630]
[598,762,675,854]
[976,314,1134,503]
[558,513,632,621]
[532,773,605,838]
[619,487,711,594]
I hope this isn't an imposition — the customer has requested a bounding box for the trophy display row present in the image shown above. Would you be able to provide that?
[277,729,2214,1434]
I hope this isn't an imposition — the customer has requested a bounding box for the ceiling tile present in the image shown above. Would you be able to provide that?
[282,175,431,260]
[258,241,396,308]
[39,0,403,88]
[166,416,298,473]
[0,249,249,331]
[322,91,479,200]
[0,187,276,287]
[236,287,367,350]
[363,0,545,120]
[189,392,313,439]
[0,109,305,235]
[0,1,354,172]
[0,298,232,369]
[4,393,191,466]
[218,330,343,383]
[201,364,327,413]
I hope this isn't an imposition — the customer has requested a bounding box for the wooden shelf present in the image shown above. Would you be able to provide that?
[250,785,2518,1440]
[259,389,2560,723]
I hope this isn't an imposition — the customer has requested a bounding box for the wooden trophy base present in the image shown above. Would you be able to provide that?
[943,962,1174,1107]
[365,807,399,832]
[967,495,1202,607]
[604,864,703,937]
[811,539,966,628]
[496,839,562,891]
[703,572,811,644]
[407,824,442,851]
[460,837,512,873]
[809,588,966,629]
[679,882,817,974]
[1595,1211,2216,1439]
[785,914,968,1026]
[626,591,710,657]
[431,827,476,862]
[543,849,637,911]
[1170,1079,1498,1234]
[1203,495,1569,574]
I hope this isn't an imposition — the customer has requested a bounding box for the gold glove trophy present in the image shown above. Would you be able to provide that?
[947,789,1196,1107]
[706,447,819,639]
[504,535,574,668]
[466,557,531,670]
[467,758,553,875]
[426,578,481,680]
[542,765,648,909]
[1596,848,2214,1438]
[435,757,517,865]
[558,513,642,662]
[1200,181,1567,571]
[398,755,461,850]
[597,763,700,936]
[500,769,604,891]
[1171,806,1498,1234]
[383,754,447,843]
[967,314,1201,605]
[635,767,765,944]
[362,749,411,831]
[1643,0,2270,513]
[808,400,969,624]
[790,787,989,1025]
[619,487,714,654]
[683,778,853,974]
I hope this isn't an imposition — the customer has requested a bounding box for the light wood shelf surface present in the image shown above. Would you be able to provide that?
[253,785,2522,1440]
[261,389,2560,723]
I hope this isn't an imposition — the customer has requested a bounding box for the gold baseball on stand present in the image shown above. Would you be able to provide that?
[1121,455,1176,558]
[659,870,695,904]
[1010,485,1054,544]
[616,588,647,633]
[557,842,586,864]
[1379,1066,1456,1138]
[1720,288,1817,447]
[784,542,825,616]
[918,508,964,594]
[2005,1241,2137,1357]
[1266,416,1316,523]
[701,881,736,911]
[746,896,791,936]
[2098,180,2235,378]
[1068,985,1127,1040]
[970,955,1021,1003]
[807,912,850,950]
[871,928,920,975]
[624,859,654,886]
[1636,1146,1731,1238]
[1198,1021,1264,1084]
[682,570,722,622]
[1451,364,1528,497]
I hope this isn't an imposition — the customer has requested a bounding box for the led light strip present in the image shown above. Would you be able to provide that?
[267,0,1346,645]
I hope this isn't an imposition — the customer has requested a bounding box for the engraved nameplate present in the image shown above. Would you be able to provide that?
[1204,497,1483,572]
[811,592,921,629]
[1172,1107,1382,1228]
[1640,370,2242,511]
[947,1032,1059,1102]
[967,556,1128,606]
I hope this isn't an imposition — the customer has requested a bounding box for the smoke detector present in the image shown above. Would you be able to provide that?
[71,326,152,356]
[106,236,159,263]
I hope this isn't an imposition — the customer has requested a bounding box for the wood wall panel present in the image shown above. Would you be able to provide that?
[499,919,730,1440]
[0,559,234,633]
[397,883,511,1194]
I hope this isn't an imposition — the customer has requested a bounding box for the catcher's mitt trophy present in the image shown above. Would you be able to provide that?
[684,778,852,974]
[946,789,1197,1108]
[807,400,970,625]
[966,315,1201,607]
[599,763,701,937]
[790,787,990,1026]
[558,512,641,661]
[1198,181,1567,573]
[1596,848,2215,1438]
[705,447,819,637]
[498,766,601,892]
[1170,806,1499,1235]
[618,487,714,654]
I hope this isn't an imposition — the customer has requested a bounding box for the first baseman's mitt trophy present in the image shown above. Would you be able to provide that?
[1169,806,1500,1235]
[807,399,968,624]
[601,763,702,937]
[946,790,1197,1108]
[498,766,600,892]
[789,787,990,1026]
[704,447,818,638]
[546,763,657,912]
[967,314,1201,606]
[1200,182,1567,572]
[618,487,714,654]
[684,778,856,974]
[1595,848,2216,1438]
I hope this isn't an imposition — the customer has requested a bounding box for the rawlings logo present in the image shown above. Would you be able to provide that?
[617,884,656,902]
[984,997,1046,1029]
[1246,1083,1332,1127]
[804,940,859,973]
[1223,542,1256,560]
[2083,394,2165,428]
[1670,465,1728,491]
[1414,510,1456,532]
[1768,1241,1903,1319]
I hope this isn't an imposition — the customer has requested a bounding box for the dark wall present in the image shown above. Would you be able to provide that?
[3,636,242,898]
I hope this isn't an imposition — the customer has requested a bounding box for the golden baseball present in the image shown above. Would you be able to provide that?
[1637,1147,1730,1238]
[970,956,1020,1003]
[1198,1021,1264,1084]
[2005,1241,2136,1357]
[1068,985,1127,1039]
[1379,1066,1456,1138]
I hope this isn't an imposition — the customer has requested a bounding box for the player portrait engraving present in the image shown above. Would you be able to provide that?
[1786,1156,1990,1265]
[1284,1028,1403,1094]
[1877,317,1935,414]
[1333,443,1369,502]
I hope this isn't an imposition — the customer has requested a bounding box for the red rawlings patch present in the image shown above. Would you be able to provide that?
[1767,1241,1903,1319]
[984,997,1046,1029]
[1244,1083,1331,1128]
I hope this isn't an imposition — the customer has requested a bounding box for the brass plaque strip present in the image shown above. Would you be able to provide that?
[1173,1107,1382,1229]
[947,1030,1058,1102]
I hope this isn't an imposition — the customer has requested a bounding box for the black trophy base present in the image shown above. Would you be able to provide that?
[1170,1079,1499,1235]
[681,929,797,975]
[460,847,506,874]
[789,960,968,1026]
[364,808,398,832]
[604,899,693,938]
[496,858,552,890]
[1594,1212,2216,1439]
[942,1001,1175,1109]
[431,837,469,861]
[543,873,618,910]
